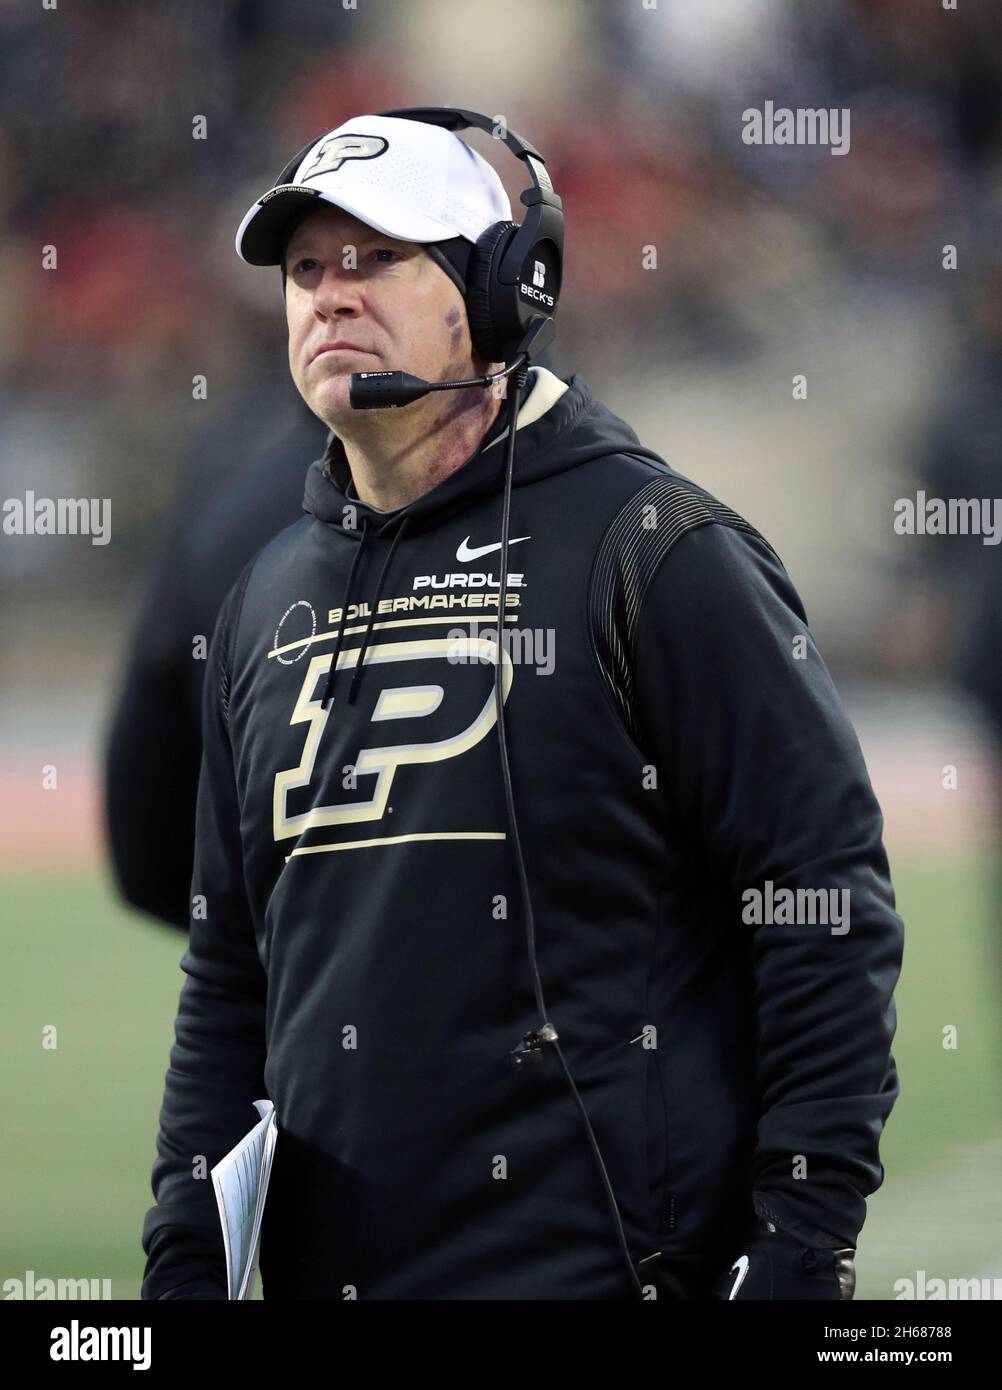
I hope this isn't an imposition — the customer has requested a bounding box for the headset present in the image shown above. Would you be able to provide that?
[267,105,562,372]
[268,106,649,1300]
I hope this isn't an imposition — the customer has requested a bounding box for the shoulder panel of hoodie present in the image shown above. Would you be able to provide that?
[218,557,259,723]
[587,464,777,747]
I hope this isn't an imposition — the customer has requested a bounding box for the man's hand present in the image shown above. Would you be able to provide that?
[711,1219,856,1300]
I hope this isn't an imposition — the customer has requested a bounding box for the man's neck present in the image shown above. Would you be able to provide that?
[338,384,506,512]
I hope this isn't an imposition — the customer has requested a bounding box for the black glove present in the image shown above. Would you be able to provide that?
[711,1215,855,1300]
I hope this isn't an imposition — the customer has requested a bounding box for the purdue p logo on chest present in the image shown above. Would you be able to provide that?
[272,637,514,842]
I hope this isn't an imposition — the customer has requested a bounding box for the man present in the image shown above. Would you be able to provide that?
[141,112,903,1301]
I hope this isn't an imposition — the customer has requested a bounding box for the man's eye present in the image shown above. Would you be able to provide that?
[289,250,400,274]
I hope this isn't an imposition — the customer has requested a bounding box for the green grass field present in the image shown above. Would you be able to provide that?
[1,857,1000,1300]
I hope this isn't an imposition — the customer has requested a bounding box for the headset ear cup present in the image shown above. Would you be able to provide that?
[466,221,518,363]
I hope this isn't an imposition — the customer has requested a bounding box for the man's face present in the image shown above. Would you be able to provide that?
[284,204,482,427]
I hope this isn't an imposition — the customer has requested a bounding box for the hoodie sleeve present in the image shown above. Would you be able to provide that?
[630,517,903,1250]
[140,562,268,1300]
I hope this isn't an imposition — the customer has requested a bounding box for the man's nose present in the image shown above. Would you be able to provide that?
[312,260,365,317]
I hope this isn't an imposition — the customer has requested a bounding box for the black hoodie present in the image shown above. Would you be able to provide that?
[141,366,903,1300]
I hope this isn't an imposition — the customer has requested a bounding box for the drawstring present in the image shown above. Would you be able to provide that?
[346,513,411,704]
[320,513,412,710]
[321,516,371,710]
[317,375,528,714]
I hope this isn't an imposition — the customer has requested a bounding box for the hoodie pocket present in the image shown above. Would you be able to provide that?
[645,1045,676,1240]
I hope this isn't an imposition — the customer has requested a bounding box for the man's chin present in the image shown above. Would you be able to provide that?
[308,377,358,427]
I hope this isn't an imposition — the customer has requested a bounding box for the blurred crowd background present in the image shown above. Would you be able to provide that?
[2,0,1001,1299]
[2,0,1001,682]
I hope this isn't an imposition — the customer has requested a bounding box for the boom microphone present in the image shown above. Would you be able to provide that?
[349,355,528,410]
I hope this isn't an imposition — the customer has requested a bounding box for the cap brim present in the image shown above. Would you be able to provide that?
[235,184,462,265]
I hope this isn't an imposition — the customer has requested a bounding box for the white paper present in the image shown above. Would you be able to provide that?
[210,1099,278,1300]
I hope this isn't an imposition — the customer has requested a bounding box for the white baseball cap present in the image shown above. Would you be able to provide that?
[235,114,513,267]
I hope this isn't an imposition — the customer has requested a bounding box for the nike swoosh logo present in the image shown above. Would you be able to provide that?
[456,535,530,562]
[726,1254,750,1300]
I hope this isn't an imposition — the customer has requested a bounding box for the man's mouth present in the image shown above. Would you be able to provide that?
[312,344,375,362]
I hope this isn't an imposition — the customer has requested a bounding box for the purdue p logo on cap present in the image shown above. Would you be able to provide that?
[234,113,516,266]
[301,133,388,180]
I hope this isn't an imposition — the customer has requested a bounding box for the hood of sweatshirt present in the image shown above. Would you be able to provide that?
[300,365,666,708]
[302,365,664,538]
